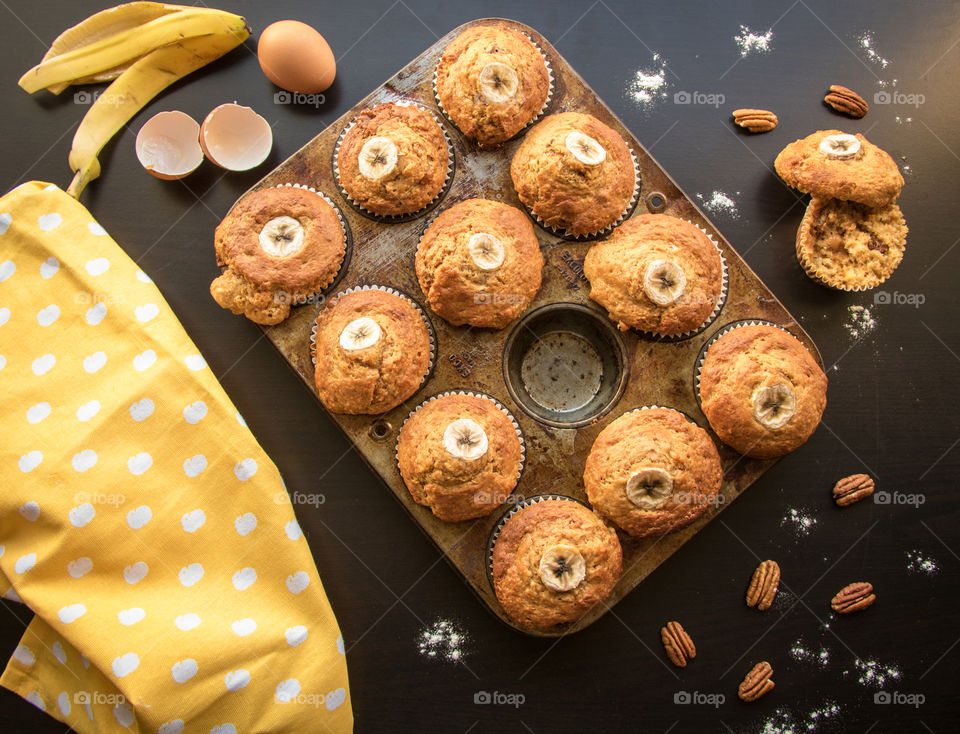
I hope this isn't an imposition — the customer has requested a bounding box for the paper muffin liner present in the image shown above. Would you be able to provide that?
[309,285,437,397]
[484,493,591,592]
[693,319,802,408]
[332,100,455,223]
[632,220,729,342]
[523,146,641,241]
[623,403,702,428]
[395,390,527,487]
[432,29,555,146]
[794,198,905,292]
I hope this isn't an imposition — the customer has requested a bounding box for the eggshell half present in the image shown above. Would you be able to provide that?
[200,103,272,171]
[135,111,204,180]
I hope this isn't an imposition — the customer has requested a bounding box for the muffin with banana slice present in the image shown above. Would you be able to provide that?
[583,214,724,336]
[210,185,346,325]
[435,24,550,148]
[774,130,903,207]
[313,288,433,414]
[510,112,636,237]
[492,498,622,630]
[397,393,523,521]
[698,324,827,459]
[795,197,907,290]
[335,102,450,216]
[416,198,544,328]
[583,408,723,537]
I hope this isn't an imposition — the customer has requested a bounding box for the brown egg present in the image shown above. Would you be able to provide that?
[257,20,336,94]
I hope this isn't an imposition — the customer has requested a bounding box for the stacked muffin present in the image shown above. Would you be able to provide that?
[775,130,907,290]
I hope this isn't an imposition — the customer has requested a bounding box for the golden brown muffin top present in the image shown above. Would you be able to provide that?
[415,198,543,328]
[211,187,345,325]
[492,499,622,629]
[510,112,635,236]
[313,289,431,415]
[337,103,449,216]
[436,25,550,148]
[797,198,907,290]
[699,325,827,459]
[397,393,522,522]
[774,130,903,208]
[583,408,723,538]
[583,214,723,335]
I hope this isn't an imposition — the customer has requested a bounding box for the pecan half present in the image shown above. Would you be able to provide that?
[824,85,869,118]
[661,621,696,668]
[746,560,780,611]
[732,108,778,133]
[832,473,875,507]
[738,661,775,702]
[831,581,876,613]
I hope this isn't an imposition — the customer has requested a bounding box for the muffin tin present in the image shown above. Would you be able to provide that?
[240,18,823,636]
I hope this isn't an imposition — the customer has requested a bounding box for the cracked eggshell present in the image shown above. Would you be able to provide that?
[257,20,336,94]
[199,103,272,171]
[135,110,203,180]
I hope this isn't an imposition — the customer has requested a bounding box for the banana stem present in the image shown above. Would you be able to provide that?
[67,159,100,199]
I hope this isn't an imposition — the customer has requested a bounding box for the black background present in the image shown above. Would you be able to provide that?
[2,1,959,732]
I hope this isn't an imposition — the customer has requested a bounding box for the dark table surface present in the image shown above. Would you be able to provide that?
[2,1,959,732]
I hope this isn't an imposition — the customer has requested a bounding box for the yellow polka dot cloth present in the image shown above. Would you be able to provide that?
[0,182,352,733]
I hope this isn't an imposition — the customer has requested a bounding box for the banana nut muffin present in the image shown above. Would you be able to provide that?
[313,289,432,415]
[435,24,550,148]
[336,103,449,216]
[583,408,723,538]
[492,499,622,630]
[397,393,523,522]
[699,325,828,459]
[510,112,635,236]
[416,198,544,328]
[796,197,907,290]
[774,130,903,208]
[210,186,345,325]
[583,214,724,336]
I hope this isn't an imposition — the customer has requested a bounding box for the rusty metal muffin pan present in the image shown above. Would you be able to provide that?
[242,18,823,636]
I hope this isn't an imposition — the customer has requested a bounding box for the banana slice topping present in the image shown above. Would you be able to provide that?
[467,232,506,271]
[752,383,797,429]
[538,545,587,592]
[358,136,398,179]
[819,133,861,160]
[339,316,382,351]
[259,216,305,257]
[565,131,606,166]
[478,62,519,103]
[643,259,687,306]
[442,418,489,460]
[626,467,674,509]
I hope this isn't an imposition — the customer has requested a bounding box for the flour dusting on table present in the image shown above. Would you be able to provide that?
[735,26,773,57]
[843,657,902,688]
[845,305,876,340]
[858,31,890,68]
[781,507,818,538]
[627,52,670,111]
[696,190,741,219]
[790,638,832,668]
[417,619,468,661]
[906,549,938,575]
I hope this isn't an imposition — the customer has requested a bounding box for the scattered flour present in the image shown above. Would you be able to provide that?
[843,657,902,688]
[753,703,840,734]
[845,305,876,340]
[790,639,832,668]
[735,26,774,57]
[696,190,741,219]
[858,31,890,68]
[906,549,939,575]
[781,507,818,538]
[894,115,914,125]
[417,619,468,662]
[628,52,670,111]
